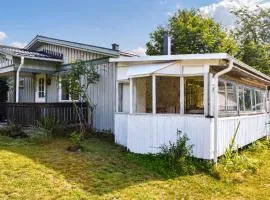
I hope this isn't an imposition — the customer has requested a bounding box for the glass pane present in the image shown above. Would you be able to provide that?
[226,82,237,111]
[218,81,226,111]
[118,83,130,113]
[61,84,70,101]
[156,76,180,113]
[184,76,204,114]
[239,87,245,111]
[255,90,263,111]
[244,88,252,111]
[134,77,152,113]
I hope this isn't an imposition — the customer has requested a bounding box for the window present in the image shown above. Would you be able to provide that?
[184,76,204,114]
[255,90,264,111]
[59,77,79,102]
[156,76,180,113]
[244,88,252,111]
[133,77,152,113]
[218,81,226,111]
[238,86,245,111]
[226,82,237,111]
[38,77,45,98]
[118,82,130,113]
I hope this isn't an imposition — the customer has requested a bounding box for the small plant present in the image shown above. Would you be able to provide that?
[36,117,59,135]
[26,126,52,144]
[214,122,261,181]
[159,130,195,174]
[7,122,26,138]
[67,131,83,152]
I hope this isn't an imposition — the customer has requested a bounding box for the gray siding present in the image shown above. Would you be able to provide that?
[87,62,116,131]
[19,74,35,102]
[36,43,105,64]
[47,75,59,102]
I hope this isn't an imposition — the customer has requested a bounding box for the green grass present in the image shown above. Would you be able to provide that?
[0,135,270,199]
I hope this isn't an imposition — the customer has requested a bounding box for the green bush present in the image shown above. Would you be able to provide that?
[26,127,52,144]
[36,117,60,135]
[159,130,198,174]
[70,131,83,147]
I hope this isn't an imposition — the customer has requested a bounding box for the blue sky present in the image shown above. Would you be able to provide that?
[0,0,269,54]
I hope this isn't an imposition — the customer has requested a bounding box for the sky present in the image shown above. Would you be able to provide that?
[0,0,269,55]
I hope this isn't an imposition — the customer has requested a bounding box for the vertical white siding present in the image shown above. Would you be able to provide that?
[47,75,58,102]
[217,114,269,157]
[19,75,35,102]
[115,114,128,146]
[115,114,213,159]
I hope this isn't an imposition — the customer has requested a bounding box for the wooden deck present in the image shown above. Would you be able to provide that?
[0,102,88,125]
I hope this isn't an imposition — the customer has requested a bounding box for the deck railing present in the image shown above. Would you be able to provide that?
[0,102,88,125]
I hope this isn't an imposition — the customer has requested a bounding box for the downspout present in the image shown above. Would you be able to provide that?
[16,57,24,103]
[213,58,234,163]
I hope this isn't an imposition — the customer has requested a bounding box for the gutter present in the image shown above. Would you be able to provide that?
[16,57,24,103]
[213,58,234,163]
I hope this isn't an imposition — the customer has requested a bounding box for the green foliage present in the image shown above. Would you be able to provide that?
[0,77,8,102]
[26,127,52,144]
[146,9,238,55]
[36,117,59,134]
[61,60,100,132]
[213,122,261,182]
[70,131,83,147]
[232,6,270,74]
[158,130,203,174]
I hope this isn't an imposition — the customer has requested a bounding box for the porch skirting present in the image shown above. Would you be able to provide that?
[115,113,269,160]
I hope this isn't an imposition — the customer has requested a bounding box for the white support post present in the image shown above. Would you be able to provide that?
[209,73,214,116]
[130,78,133,114]
[203,64,210,116]
[16,57,24,103]
[116,81,119,112]
[180,76,184,114]
[152,75,156,114]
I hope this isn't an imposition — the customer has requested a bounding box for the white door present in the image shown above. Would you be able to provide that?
[35,74,46,102]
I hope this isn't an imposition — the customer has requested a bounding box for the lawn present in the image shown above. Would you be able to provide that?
[1,135,270,199]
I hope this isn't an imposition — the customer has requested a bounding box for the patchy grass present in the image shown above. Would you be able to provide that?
[0,136,270,199]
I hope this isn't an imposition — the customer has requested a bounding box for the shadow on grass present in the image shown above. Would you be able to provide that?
[0,135,212,196]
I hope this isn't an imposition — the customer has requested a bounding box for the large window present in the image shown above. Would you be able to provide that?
[156,76,180,113]
[184,76,204,114]
[118,82,130,113]
[134,77,152,113]
[59,77,79,102]
[218,80,237,113]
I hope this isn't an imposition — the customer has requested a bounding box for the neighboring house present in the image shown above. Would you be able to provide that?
[0,35,133,130]
[110,53,270,161]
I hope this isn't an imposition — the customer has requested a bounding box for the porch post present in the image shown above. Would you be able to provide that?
[180,76,184,114]
[16,57,24,103]
[152,75,156,114]
[130,78,133,114]
[203,64,210,116]
[116,81,119,112]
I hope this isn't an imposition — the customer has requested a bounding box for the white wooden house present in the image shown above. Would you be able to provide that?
[0,35,134,130]
[110,53,270,161]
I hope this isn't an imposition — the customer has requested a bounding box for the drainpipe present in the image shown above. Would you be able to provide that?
[15,57,24,103]
[213,58,234,163]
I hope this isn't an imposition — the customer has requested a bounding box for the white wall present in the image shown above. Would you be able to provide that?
[115,113,213,159]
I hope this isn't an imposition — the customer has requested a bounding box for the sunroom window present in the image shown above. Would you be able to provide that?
[134,77,152,113]
[184,76,204,114]
[156,76,180,113]
[218,80,237,113]
[118,82,130,113]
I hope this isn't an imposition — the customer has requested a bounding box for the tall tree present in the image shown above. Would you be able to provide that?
[232,6,270,74]
[146,9,238,55]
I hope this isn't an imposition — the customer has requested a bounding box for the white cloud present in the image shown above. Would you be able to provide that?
[131,46,146,56]
[199,0,270,28]
[10,41,27,48]
[0,32,7,41]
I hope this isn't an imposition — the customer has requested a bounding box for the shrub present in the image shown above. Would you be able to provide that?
[36,117,60,135]
[159,130,197,174]
[26,126,52,144]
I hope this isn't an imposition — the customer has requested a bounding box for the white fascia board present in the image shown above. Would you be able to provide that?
[109,53,229,63]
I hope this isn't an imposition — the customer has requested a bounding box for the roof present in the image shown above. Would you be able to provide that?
[0,45,63,62]
[110,53,270,82]
[25,35,120,57]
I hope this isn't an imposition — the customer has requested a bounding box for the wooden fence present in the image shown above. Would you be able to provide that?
[0,103,88,125]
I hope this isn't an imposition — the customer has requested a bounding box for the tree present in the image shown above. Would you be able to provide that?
[0,77,8,102]
[232,6,270,74]
[61,60,100,134]
[146,9,238,55]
